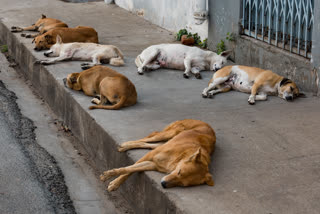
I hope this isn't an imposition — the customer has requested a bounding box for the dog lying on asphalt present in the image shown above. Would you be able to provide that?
[11,14,68,38]
[100,119,216,191]
[135,44,231,79]
[202,65,305,104]
[64,65,137,110]
[33,26,98,51]
[36,35,124,68]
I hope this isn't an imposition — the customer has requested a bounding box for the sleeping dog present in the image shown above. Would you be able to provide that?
[64,65,137,110]
[33,26,98,51]
[100,119,216,191]
[11,14,68,38]
[202,65,305,104]
[135,44,231,79]
[36,35,124,68]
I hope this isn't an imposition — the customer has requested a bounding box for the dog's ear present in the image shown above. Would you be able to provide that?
[56,35,63,44]
[188,148,202,163]
[220,50,232,58]
[70,76,77,84]
[41,14,46,19]
[280,78,292,86]
[45,34,53,43]
[205,173,214,186]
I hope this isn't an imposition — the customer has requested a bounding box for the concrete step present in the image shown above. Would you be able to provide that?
[1,1,320,214]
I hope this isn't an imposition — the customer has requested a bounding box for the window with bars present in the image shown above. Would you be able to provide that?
[241,0,314,58]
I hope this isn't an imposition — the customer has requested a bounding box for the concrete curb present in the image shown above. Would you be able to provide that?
[0,21,181,214]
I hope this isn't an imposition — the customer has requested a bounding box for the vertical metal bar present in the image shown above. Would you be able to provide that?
[242,0,246,27]
[268,0,273,44]
[255,0,258,38]
[282,0,287,49]
[304,0,310,57]
[275,0,279,47]
[289,0,294,53]
[249,0,252,36]
[261,0,266,41]
[297,0,302,55]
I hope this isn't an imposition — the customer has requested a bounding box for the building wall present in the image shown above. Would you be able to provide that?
[114,0,208,40]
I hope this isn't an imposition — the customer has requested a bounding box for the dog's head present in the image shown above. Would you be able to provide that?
[210,50,231,71]
[65,72,80,89]
[278,78,305,101]
[160,148,214,188]
[43,35,63,57]
[33,33,56,51]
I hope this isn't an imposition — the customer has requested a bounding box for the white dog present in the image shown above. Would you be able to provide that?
[37,35,124,69]
[135,44,231,79]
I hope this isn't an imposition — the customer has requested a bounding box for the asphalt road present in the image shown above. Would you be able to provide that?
[0,80,75,214]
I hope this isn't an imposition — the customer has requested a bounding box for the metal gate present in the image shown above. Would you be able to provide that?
[241,0,314,58]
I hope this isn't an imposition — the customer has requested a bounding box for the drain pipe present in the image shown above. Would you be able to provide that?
[193,0,208,25]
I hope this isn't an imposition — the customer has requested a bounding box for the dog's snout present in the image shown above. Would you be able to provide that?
[161,180,167,188]
[44,52,49,57]
[285,96,293,101]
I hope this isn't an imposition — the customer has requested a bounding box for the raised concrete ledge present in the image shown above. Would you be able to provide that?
[1,1,320,214]
[0,21,180,214]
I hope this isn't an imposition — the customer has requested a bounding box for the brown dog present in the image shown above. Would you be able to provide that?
[64,65,137,110]
[11,14,68,38]
[100,119,216,191]
[34,26,98,51]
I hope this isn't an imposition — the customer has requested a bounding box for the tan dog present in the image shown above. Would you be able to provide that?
[33,26,98,51]
[202,65,305,104]
[11,14,68,38]
[100,119,216,191]
[64,65,137,110]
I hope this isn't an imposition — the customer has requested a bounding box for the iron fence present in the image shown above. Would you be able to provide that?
[241,0,314,58]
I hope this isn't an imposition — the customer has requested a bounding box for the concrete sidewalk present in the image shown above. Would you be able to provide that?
[1,1,320,213]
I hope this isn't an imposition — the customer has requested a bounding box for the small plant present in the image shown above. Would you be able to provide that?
[1,44,8,53]
[226,32,235,42]
[176,29,208,49]
[198,38,208,49]
[216,32,235,54]
[176,29,188,41]
[216,40,225,55]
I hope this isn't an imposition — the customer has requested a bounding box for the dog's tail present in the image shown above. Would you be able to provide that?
[89,96,126,110]
[110,47,124,66]
[135,55,142,68]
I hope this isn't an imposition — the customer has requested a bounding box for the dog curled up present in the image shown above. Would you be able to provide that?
[135,43,231,79]
[33,26,98,51]
[64,65,137,110]
[202,65,306,104]
[11,14,68,38]
[36,35,124,68]
[100,119,216,191]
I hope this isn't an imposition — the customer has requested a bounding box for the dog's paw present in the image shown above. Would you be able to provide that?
[183,73,190,79]
[11,26,17,29]
[34,60,42,64]
[40,61,51,65]
[248,96,255,105]
[91,98,100,105]
[81,65,91,70]
[118,146,127,152]
[137,71,144,75]
[195,73,202,79]
[207,93,214,99]
[20,33,26,37]
[108,179,121,192]
[25,34,32,38]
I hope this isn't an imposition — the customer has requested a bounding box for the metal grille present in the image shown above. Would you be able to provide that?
[241,0,314,58]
